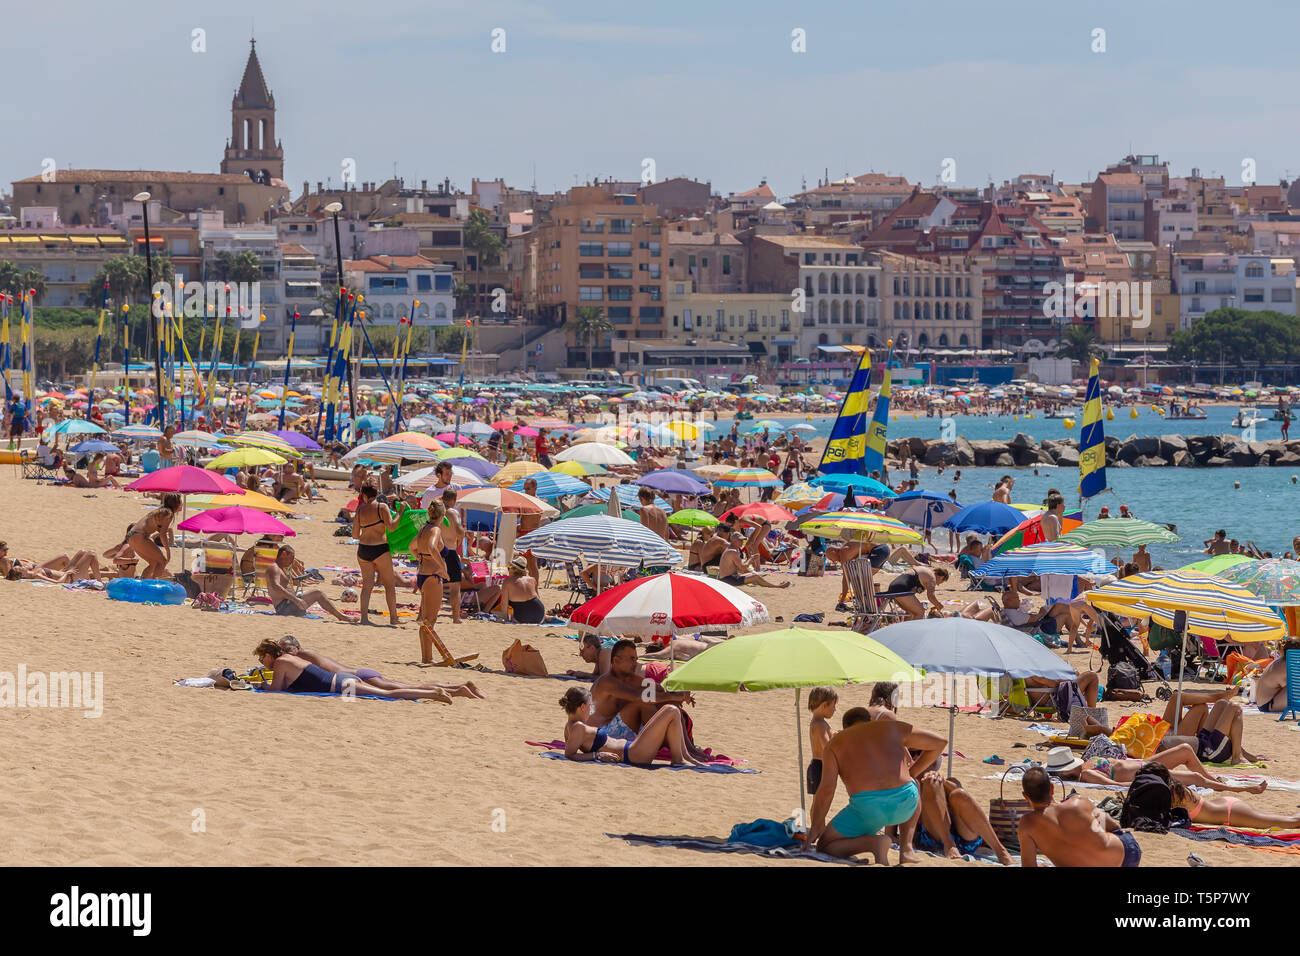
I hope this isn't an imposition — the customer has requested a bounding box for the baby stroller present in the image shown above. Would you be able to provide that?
[1095,609,1172,699]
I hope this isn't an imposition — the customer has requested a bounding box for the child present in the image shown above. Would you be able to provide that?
[807,687,839,793]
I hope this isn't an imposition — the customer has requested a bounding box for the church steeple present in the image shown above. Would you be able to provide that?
[221,38,284,185]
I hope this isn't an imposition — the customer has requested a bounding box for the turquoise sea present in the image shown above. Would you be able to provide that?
[706,406,1297,567]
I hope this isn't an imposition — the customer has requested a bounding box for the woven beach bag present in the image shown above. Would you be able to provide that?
[989,764,1060,852]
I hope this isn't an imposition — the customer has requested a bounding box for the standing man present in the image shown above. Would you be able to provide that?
[6,392,27,449]
[519,477,543,579]
[637,486,669,541]
[419,461,455,511]
[807,706,945,864]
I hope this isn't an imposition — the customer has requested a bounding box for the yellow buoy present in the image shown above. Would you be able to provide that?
[1063,418,1075,429]
[1105,408,1115,420]
[1151,404,1160,413]
[1130,407,1139,419]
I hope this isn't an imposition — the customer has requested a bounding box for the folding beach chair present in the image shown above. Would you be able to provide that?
[240,546,280,601]
[1277,649,1300,722]
[842,556,905,634]
[420,621,479,668]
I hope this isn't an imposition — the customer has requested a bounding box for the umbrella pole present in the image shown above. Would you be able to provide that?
[947,695,956,779]
[795,687,807,829]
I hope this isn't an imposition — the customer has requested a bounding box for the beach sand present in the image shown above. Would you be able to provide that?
[1,464,1297,868]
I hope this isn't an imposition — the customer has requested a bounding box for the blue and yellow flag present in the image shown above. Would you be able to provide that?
[863,367,892,474]
[1079,355,1107,499]
[817,349,873,475]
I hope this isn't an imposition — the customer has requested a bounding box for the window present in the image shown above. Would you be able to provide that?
[1272,288,1293,302]
[580,265,604,279]
[639,306,663,321]
[607,287,632,301]
[688,255,696,269]
[434,303,447,319]
[722,255,731,275]
[608,242,631,257]
[639,286,661,300]
[579,287,603,301]
[804,253,815,265]
[608,306,632,321]
[607,265,633,279]
[417,275,432,291]
[1245,263,1264,278]
[610,218,632,234]
[579,242,603,257]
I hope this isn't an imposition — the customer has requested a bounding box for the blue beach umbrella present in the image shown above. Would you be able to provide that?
[509,472,591,497]
[634,468,712,495]
[883,490,964,530]
[67,439,121,454]
[971,542,1114,582]
[588,485,671,511]
[811,473,897,498]
[941,500,1024,536]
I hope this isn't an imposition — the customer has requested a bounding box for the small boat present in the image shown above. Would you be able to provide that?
[1044,406,1080,419]
[1166,407,1207,420]
[1232,408,1267,429]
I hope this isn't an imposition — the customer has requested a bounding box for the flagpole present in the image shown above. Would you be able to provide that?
[453,318,472,444]
[279,310,298,430]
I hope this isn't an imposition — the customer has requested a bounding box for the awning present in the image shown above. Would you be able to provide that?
[99,236,127,244]
[9,236,38,243]
[69,236,100,245]
[1109,343,1170,353]
[747,341,767,354]
[285,281,320,290]
[39,235,68,243]
[817,345,850,353]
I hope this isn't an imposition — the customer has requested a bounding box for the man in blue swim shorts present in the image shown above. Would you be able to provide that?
[807,706,946,864]
[275,636,484,699]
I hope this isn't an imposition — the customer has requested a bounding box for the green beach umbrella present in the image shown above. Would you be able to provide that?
[1217,558,1300,607]
[666,509,720,528]
[664,627,921,823]
[1061,518,1180,548]
[557,503,638,521]
[1181,554,1255,575]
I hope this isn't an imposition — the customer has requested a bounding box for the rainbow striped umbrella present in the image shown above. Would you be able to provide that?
[713,467,782,488]
[1084,570,1285,641]
[991,510,1083,553]
[1217,558,1300,607]
[796,511,923,545]
[221,431,301,457]
[971,541,1113,582]
[775,481,824,509]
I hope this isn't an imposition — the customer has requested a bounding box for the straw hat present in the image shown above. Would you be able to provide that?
[1043,746,1084,774]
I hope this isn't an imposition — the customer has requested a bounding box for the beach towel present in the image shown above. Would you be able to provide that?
[252,688,414,702]
[527,739,746,767]
[533,750,755,773]
[1211,773,1300,793]
[606,833,1021,865]
[1170,824,1300,854]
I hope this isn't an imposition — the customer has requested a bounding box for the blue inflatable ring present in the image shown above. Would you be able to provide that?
[107,577,188,605]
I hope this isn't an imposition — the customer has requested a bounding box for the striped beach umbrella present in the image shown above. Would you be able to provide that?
[714,467,782,488]
[554,442,635,467]
[1217,558,1300,607]
[112,423,163,441]
[992,510,1083,552]
[222,431,301,457]
[588,484,671,511]
[569,572,769,639]
[342,440,439,465]
[1060,518,1180,549]
[810,473,896,498]
[971,542,1114,582]
[796,511,923,544]
[775,481,824,509]
[1084,570,1286,641]
[515,515,682,568]
[456,487,558,517]
[509,471,591,497]
[492,460,547,487]
[387,431,445,451]
[392,464,490,493]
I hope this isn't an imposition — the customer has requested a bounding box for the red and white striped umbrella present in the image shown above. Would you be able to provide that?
[569,572,770,640]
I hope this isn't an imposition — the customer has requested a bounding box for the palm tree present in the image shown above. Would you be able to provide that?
[21,269,47,306]
[0,260,22,298]
[463,209,503,316]
[567,306,612,369]
[213,250,263,284]
[1056,325,1100,364]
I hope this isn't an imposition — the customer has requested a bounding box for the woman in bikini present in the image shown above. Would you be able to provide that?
[351,483,402,627]
[85,453,122,489]
[1060,744,1268,793]
[126,493,181,579]
[411,502,450,661]
[559,686,703,766]
[1171,780,1300,830]
[253,640,454,703]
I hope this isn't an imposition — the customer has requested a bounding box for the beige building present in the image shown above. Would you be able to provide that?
[664,291,797,363]
[875,251,981,351]
[0,231,126,306]
[532,185,669,366]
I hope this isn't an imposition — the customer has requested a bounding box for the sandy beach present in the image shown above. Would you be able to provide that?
[2,459,1298,869]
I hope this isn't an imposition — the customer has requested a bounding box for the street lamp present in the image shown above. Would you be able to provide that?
[134,191,163,426]
[323,200,356,423]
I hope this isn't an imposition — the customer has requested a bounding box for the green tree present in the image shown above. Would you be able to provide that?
[213,250,263,284]
[567,306,612,369]
[20,268,47,305]
[90,254,176,306]
[1056,325,1101,364]
[0,260,21,298]
[1168,308,1300,365]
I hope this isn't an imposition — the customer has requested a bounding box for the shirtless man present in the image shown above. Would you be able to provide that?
[991,476,1013,505]
[1254,639,1300,713]
[588,639,697,748]
[276,635,483,698]
[637,487,669,540]
[718,532,790,588]
[518,478,542,580]
[1040,492,1065,541]
[1017,766,1140,867]
[438,487,465,623]
[807,706,945,864]
[266,545,351,623]
[157,425,182,468]
[1131,544,1152,573]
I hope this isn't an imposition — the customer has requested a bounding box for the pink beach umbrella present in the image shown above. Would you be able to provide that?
[177,505,294,537]
[125,465,245,496]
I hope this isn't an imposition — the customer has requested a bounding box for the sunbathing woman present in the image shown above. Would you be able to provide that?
[1170,779,1300,830]
[85,453,122,489]
[1059,744,1267,793]
[253,640,454,703]
[125,493,181,579]
[559,686,703,765]
[2,544,106,582]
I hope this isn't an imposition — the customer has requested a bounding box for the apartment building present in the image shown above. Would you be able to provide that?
[1235,253,1298,316]
[0,229,125,307]
[1147,194,1198,247]
[664,229,744,294]
[664,291,797,363]
[343,254,455,330]
[280,243,325,352]
[532,185,669,366]
[1172,250,1236,328]
[876,251,981,350]
[1090,173,1147,241]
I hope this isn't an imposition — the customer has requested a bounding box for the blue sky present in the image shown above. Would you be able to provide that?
[4,0,1300,200]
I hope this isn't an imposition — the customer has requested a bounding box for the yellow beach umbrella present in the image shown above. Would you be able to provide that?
[492,460,547,486]
[1085,570,1285,642]
[207,448,288,470]
[551,460,607,477]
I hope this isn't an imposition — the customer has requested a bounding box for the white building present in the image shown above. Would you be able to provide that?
[1172,251,1235,328]
[343,254,454,329]
[1235,253,1297,316]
